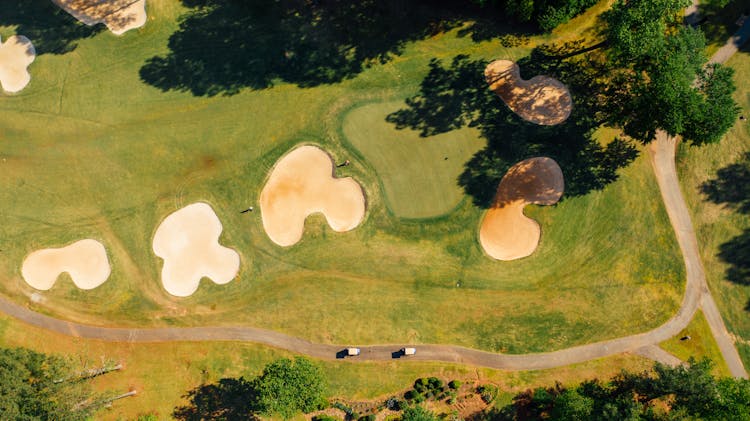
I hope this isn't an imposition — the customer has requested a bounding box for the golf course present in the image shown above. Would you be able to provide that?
[1,0,749,418]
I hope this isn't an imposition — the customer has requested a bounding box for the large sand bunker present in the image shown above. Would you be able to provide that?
[153,203,240,297]
[260,145,366,247]
[479,157,564,261]
[21,239,111,290]
[0,35,35,93]
[52,0,147,35]
[485,60,572,126]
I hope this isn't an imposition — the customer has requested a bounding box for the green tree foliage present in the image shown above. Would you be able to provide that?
[603,0,739,144]
[486,358,750,420]
[255,357,328,418]
[401,405,440,421]
[0,347,96,420]
[174,357,327,420]
[473,0,599,30]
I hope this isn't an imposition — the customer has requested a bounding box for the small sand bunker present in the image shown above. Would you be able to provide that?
[0,35,35,93]
[21,239,111,290]
[153,202,240,297]
[260,145,366,247]
[479,157,564,261]
[485,60,572,126]
[52,0,147,35]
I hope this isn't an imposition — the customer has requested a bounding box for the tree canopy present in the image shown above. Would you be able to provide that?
[486,358,750,420]
[0,347,97,420]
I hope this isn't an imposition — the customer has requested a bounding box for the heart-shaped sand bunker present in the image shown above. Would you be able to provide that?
[153,202,240,297]
[0,35,35,93]
[485,60,572,126]
[260,145,366,247]
[52,0,147,35]
[21,239,111,290]
[479,157,564,260]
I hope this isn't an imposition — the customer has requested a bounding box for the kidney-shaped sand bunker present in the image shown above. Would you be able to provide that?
[21,239,111,290]
[52,0,147,35]
[479,157,564,261]
[485,60,572,126]
[153,202,240,297]
[260,145,366,247]
[0,35,35,93]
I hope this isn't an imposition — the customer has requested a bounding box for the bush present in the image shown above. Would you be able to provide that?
[385,397,402,411]
[313,415,341,421]
[477,385,498,404]
[427,377,444,390]
[448,380,462,390]
[358,415,376,421]
[404,390,419,400]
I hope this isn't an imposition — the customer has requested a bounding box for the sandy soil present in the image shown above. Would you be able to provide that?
[153,202,240,297]
[52,0,147,35]
[260,145,366,247]
[479,157,564,260]
[485,60,572,126]
[21,239,110,290]
[0,35,35,93]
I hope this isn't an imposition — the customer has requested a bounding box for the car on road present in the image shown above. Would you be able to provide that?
[346,347,361,356]
[401,347,416,356]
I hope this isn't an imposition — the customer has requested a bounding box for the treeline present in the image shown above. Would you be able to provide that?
[472,0,600,31]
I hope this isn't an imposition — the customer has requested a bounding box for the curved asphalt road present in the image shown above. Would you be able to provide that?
[0,6,747,376]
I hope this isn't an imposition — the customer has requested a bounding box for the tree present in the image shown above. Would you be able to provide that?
[254,357,328,419]
[0,347,97,420]
[172,377,259,421]
[603,0,739,144]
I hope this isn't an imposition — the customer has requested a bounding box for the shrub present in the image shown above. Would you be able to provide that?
[448,380,462,390]
[385,397,403,411]
[427,377,443,390]
[404,390,419,400]
[313,415,341,421]
[477,385,498,404]
[358,415,376,421]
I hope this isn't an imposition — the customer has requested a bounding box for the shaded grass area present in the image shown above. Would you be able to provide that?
[0,0,683,356]
[698,0,750,55]
[659,310,732,377]
[0,314,654,420]
[342,100,486,218]
[676,43,750,368]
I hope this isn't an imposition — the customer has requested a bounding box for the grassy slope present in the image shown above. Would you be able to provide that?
[677,45,750,367]
[660,310,732,377]
[0,314,653,420]
[0,0,683,356]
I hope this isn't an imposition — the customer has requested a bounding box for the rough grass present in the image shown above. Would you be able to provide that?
[659,310,732,377]
[0,314,654,420]
[0,1,683,356]
[676,43,750,368]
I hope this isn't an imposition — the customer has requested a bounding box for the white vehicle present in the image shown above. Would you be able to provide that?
[401,347,416,356]
[346,347,361,356]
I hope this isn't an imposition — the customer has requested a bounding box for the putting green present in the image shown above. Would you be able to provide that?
[342,100,485,218]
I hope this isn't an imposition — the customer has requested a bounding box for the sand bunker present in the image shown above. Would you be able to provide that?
[21,239,111,290]
[52,0,147,35]
[0,35,35,93]
[260,145,366,247]
[485,60,572,126]
[153,202,240,297]
[479,157,564,260]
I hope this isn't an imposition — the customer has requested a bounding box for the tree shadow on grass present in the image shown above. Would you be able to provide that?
[386,42,638,207]
[139,0,534,96]
[172,377,260,421]
[702,152,750,293]
[0,0,102,55]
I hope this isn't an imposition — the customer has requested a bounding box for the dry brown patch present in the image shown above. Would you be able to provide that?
[0,35,35,93]
[52,0,147,35]
[153,202,240,297]
[479,157,564,260]
[260,145,366,247]
[485,60,572,125]
[21,239,111,290]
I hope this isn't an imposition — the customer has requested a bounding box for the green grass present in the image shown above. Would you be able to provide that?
[0,0,684,356]
[342,100,485,218]
[659,310,732,377]
[676,43,750,369]
[0,313,654,420]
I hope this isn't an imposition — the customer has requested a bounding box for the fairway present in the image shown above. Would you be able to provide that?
[0,0,686,359]
[343,100,485,218]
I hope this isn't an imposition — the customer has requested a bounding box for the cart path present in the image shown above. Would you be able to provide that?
[0,4,748,376]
